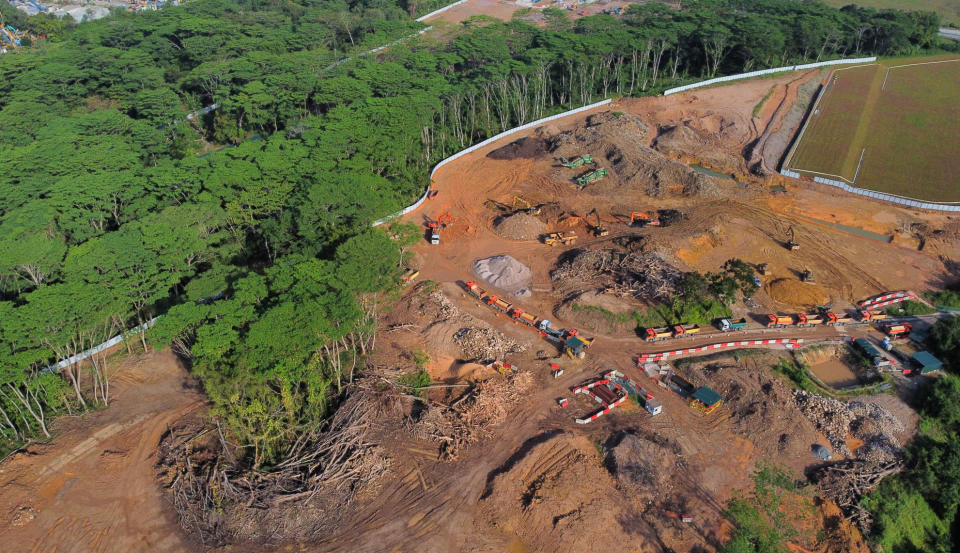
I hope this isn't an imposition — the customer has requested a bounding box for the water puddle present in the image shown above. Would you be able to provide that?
[787,211,893,242]
[691,164,747,187]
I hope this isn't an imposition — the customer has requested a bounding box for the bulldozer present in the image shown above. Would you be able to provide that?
[630,212,661,227]
[512,195,541,215]
[576,168,609,189]
[800,267,814,283]
[587,208,608,237]
[786,226,799,251]
[542,231,578,246]
[559,155,594,169]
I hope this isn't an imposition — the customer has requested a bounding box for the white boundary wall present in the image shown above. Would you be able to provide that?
[415,0,469,21]
[372,98,613,226]
[663,57,877,96]
[781,170,960,212]
[44,317,160,374]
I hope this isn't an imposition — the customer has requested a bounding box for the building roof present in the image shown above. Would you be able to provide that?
[854,337,882,357]
[911,351,943,372]
[692,386,722,407]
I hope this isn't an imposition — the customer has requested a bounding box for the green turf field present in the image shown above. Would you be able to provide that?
[821,0,960,26]
[787,57,960,202]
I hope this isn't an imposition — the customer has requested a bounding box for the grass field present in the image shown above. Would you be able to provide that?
[787,56,960,202]
[821,0,960,26]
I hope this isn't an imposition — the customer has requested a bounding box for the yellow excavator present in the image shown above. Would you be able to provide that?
[587,208,608,237]
[512,195,541,215]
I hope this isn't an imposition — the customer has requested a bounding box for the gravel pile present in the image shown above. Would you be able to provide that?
[494,212,547,240]
[473,255,532,293]
[453,326,526,364]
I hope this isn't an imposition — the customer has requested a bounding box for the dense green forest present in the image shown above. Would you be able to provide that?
[0,0,947,483]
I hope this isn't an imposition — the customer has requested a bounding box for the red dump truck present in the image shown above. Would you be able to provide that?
[644,327,673,342]
[464,281,486,298]
[672,324,700,337]
[824,312,854,326]
[795,313,825,327]
[883,323,912,337]
[766,314,794,328]
[510,307,539,327]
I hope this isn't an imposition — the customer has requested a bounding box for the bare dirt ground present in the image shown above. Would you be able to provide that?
[4,68,954,553]
[0,351,204,553]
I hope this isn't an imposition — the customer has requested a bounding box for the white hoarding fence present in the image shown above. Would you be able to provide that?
[781,171,960,212]
[663,57,877,96]
[415,0,469,21]
[373,98,613,226]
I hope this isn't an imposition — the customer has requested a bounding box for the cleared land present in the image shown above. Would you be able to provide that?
[788,57,960,202]
[821,0,960,26]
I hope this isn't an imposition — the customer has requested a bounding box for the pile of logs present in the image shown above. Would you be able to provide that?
[814,459,902,532]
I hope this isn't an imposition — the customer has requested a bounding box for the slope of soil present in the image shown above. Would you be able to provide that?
[0,350,204,553]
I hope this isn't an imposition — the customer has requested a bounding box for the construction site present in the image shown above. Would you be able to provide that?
[2,59,959,553]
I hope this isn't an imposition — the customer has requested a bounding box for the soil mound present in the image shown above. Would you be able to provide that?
[493,212,546,240]
[547,111,716,198]
[767,278,829,307]
[473,254,532,293]
[556,291,636,334]
[487,137,548,160]
[654,123,740,174]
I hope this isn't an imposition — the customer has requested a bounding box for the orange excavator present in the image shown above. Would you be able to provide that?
[426,212,454,245]
[630,212,660,227]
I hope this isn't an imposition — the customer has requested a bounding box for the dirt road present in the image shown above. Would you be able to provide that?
[0,350,204,553]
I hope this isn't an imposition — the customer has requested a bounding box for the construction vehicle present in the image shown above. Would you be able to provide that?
[857,310,888,322]
[464,281,486,298]
[401,269,420,285]
[559,155,594,169]
[538,320,566,341]
[823,312,854,326]
[586,208,608,237]
[883,323,912,337]
[564,333,594,359]
[542,231,577,246]
[766,314,795,328]
[488,361,515,375]
[630,211,661,227]
[673,324,700,337]
[795,313,825,327]
[510,307,540,327]
[512,195,541,215]
[718,318,747,332]
[576,168,609,188]
[644,327,673,342]
[485,295,512,313]
[786,226,799,251]
[757,263,769,276]
[426,212,453,245]
[800,268,814,283]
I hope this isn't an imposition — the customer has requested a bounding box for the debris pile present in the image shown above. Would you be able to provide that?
[487,137,548,160]
[815,459,902,533]
[472,254,533,293]
[551,249,683,301]
[493,212,547,240]
[453,326,526,363]
[793,391,903,462]
[409,371,534,461]
[654,123,738,174]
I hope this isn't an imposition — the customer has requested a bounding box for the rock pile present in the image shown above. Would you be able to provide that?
[793,391,903,462]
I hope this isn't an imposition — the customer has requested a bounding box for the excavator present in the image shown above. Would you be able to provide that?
[786,226,799,251]
[587,208,608,237]
[426,212,453,245]
[630,212,661,227]
[512,195,541,215]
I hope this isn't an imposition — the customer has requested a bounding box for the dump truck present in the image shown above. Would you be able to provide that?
[489,296,511,313]
[644,327,673,342]
[464,281,486,298]
[857,310,888,322]
[510,307,539,327]
[766,314,795,328]
[538,320,566,341]
[560,155,594,168]
[824,312,854,326]
[795,313,825,327]
[883,323,912,337]
[542,231,577,246]
[718,318,747,332]
[673,324,700,337]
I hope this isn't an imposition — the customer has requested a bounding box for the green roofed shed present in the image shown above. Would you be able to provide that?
[911,351,943,374]
[692,386,722,407]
